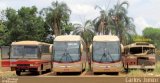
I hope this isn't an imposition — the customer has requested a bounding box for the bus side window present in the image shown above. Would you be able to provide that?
[1,46,10,59]
[41,45,49,54]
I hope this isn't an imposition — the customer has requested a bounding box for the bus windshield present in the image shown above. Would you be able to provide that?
[93,41,120,62]
[10,46,38,58]
[129,47,155,55]
[54,41,80,62]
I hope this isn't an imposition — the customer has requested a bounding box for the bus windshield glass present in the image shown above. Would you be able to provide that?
[10,46,38,58]
[129,47,155,55]
[93,41,120,62]
[54,41,80,62]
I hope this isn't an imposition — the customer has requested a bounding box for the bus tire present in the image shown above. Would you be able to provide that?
[16,71,21,76]
[47,69,52,72]
[126,64,129,73]
[115,72,119,75]
[54,72,57,75]
[93,72,96,75]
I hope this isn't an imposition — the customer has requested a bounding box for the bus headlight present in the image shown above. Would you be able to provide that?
[30,64,34,66]
[113,64,122,67]
[30,64,39,66]
[74,64,81,67]
[93,64,99,67]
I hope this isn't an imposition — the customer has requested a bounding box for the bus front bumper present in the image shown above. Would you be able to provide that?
[92,62,123,73]
[53,63,83,72]
[128,65,155,70]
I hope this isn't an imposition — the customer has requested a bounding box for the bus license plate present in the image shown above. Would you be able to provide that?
[64,69,69,71]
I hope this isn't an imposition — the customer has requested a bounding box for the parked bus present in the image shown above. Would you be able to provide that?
[90,35,123,74]
[123,42,156,71]
[53,35,86,75]
[10,41,52,75]
[0,46,10,71]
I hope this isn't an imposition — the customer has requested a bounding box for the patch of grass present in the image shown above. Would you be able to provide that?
[0,71,17,78]
[85,62,90,71]
[153,62,160,75]
[156,50,160,56]
[127,70,145,76]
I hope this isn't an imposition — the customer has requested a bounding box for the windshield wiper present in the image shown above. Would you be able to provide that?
[107,51,114,62]
[99,48,114,62]
[100,52,107,62]
[59,51,73,62]
[65,52,73,62]
[100,48,108,62]
[59,52,66,62]
[59,43,73,62]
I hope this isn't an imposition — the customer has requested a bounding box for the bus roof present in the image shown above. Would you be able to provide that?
[93,35,119,42]
[125,42,155,48]
[54,35,82,41]
[11,41,50,46]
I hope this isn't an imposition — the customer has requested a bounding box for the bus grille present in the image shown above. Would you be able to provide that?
[137,57,153,66]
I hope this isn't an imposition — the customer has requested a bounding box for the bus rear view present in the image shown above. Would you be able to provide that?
[91,35,123,74]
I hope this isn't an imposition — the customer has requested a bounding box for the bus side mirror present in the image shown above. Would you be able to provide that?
[121,44,124,53]
[89,44,92,53]
[8,51,11,59]
[80,44,83,53]
[49,44,53,54]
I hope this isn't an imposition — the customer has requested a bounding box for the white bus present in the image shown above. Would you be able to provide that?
[90,35,123,74]
[53,35,86,75]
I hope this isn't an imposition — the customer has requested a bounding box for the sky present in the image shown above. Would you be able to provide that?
[0,0,160,35]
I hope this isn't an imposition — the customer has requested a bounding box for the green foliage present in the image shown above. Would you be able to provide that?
[127,70,145,76]
[1,6,47,45]
[0,1,139,46]
[72,20,95,45]
[132,35,151,42]
[0,20,5,45]
[40,1,71,36]
[143,27,160,49]
[0,1,74,45]
[153,62,160,74]
[62,23,74,35]
[93,1,136,45]
[109,1,136,44]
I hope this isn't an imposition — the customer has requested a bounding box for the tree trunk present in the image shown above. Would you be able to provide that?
[53,19,59,37]
[57,20,61,36]
[86,43,91,70]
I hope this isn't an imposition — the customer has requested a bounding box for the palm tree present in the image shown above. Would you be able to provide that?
[72,20,95,70]
[93,5,115,35]
[72,20,95,50]
[109,1,136,44]
[72,20,95,44]
[40,1,71,37]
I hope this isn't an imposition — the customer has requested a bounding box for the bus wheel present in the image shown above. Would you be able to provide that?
[47,69,52,72]
[54,72,57,75]
[126,64,129,73]
[115,72,119,75]
[93,72,96,75]
[16,71,21,76]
